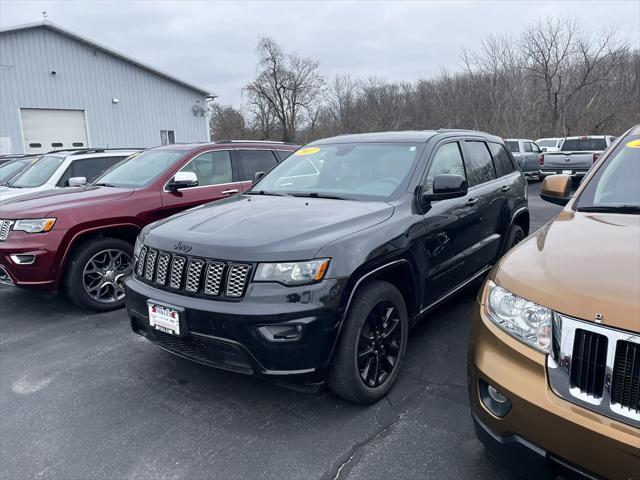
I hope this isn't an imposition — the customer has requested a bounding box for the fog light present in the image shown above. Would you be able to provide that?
[10,254,36,265]
[258,324,304,342]
[479,380,512,417]
[488,385,507,403]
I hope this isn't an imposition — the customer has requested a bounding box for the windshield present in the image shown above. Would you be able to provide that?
[11,154,64,188]
[505,141,519,153]
[536,139,557,148]
[0,158,34,184]
[562,138,607,151]
[94,150,186,188]
[575,134,640,212]
[252,143,420,200]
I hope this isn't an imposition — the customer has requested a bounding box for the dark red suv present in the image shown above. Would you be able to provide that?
[0,141,297,310]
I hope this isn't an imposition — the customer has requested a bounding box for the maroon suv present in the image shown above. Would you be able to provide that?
[0,141,297,310]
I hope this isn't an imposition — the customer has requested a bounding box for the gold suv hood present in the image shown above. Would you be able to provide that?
[494,211,640,332]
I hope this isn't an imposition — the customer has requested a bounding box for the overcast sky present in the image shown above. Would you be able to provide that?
[2,1,639,106]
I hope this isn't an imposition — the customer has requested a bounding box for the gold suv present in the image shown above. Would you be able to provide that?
[468,126,640,480]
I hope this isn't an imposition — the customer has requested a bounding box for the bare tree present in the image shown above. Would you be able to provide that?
[244,37,324,142]
[209,103,246,140]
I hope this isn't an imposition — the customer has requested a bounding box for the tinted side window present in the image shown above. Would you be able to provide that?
[178,150,233,187]
[489,143,516,177]
[464,141,496,187]
[505,141,519,153]
[58,156,125,187]
[275,150,293,161]
[236,149,278,181]
[523,142,532,152]
[530,142,541,153]
[424,142,466,194]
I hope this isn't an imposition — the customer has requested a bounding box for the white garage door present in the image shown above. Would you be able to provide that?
[21,109,88,154]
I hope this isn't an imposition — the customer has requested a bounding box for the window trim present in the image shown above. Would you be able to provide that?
[162,149,235,192]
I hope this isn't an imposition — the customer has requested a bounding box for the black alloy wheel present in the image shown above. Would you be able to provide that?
[357,301,402,388]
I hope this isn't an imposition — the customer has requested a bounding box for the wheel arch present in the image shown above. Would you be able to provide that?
[56,223,142,288]
[325,257,420,369]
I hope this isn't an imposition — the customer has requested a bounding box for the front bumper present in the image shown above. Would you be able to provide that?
[0,229,66,290]
[125,275,346,382]
[468,303,640,480]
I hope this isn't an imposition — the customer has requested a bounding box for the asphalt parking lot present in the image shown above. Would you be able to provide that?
[0,182,562,480]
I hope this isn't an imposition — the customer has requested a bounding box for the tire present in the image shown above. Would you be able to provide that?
[327,280,408,404]
[64,237,133,311]
[503,224,525,255]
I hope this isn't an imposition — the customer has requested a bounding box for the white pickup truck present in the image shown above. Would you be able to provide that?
[539,135,615,185]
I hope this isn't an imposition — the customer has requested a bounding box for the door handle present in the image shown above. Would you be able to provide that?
[221,189,239,195]
[501,185,511,192]
[466,197,479,206]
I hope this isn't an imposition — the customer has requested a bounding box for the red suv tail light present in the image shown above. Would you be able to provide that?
[593,153,601,163]
[539,153,544,166]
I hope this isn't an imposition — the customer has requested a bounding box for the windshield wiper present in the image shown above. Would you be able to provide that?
[291,192,355,201]
[245,190,291,197]
[93,182,118,187]
[578,205,640,214]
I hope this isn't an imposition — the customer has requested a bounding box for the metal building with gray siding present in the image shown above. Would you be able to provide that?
[0,21,211,154]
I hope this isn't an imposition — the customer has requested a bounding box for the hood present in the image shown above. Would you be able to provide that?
[144,194,394,261]
[495,210,640,332]
[0,186,39,203]
[0,186,134,218]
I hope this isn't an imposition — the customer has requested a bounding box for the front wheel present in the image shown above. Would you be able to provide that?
[64,237,133,311]
[327,280,408,404]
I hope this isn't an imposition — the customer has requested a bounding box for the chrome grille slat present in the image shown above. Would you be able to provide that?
[548,314,640,427]
[185,259,205,292]
[226,264,250,297]
[0,220,13,241]
[136,246,148,277]
[204,262,225,296]
[144,249,158,281]
[169,256,187,289]
[155,253,171,285]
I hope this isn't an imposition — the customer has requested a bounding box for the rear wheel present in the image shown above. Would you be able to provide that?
[64,237,133,311]
[327,280,408,404]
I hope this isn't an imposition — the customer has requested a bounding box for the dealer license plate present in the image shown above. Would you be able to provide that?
[562,170,572,175]
[148,302,181,336]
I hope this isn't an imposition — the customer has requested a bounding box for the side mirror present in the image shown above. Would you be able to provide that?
[68,176,86,187]
[424,174,468,202]
[167,171,198,191]
[541,147,547,152]
[253,171,265,184]
[540,175,571,206]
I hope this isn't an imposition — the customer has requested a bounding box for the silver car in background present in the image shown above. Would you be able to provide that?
[504,138,542,180]
[535,137,564,152]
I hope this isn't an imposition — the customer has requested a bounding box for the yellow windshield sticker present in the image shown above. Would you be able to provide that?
[625,139,640,148]
[294,147,320,156]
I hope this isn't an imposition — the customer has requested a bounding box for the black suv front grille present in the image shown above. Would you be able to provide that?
[611,340,640,413]
[135,246,252,299]
[569,329,608,398]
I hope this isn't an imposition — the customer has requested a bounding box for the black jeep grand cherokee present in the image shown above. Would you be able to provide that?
[125,130,529,403]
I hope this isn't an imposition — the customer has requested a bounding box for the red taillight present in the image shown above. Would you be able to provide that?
[593,153,600,163]
[539,153,544,166]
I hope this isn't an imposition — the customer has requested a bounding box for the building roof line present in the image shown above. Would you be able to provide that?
[0,20,214,97]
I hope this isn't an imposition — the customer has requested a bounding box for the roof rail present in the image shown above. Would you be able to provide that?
[214,139,296,145]
[45,147,144,155]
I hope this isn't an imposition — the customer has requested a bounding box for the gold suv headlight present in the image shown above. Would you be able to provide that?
[483,280,553,353]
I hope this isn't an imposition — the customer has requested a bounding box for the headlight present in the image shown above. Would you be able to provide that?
[255,259,330,285]
[13,218,56,233]
[484,280,552,353]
